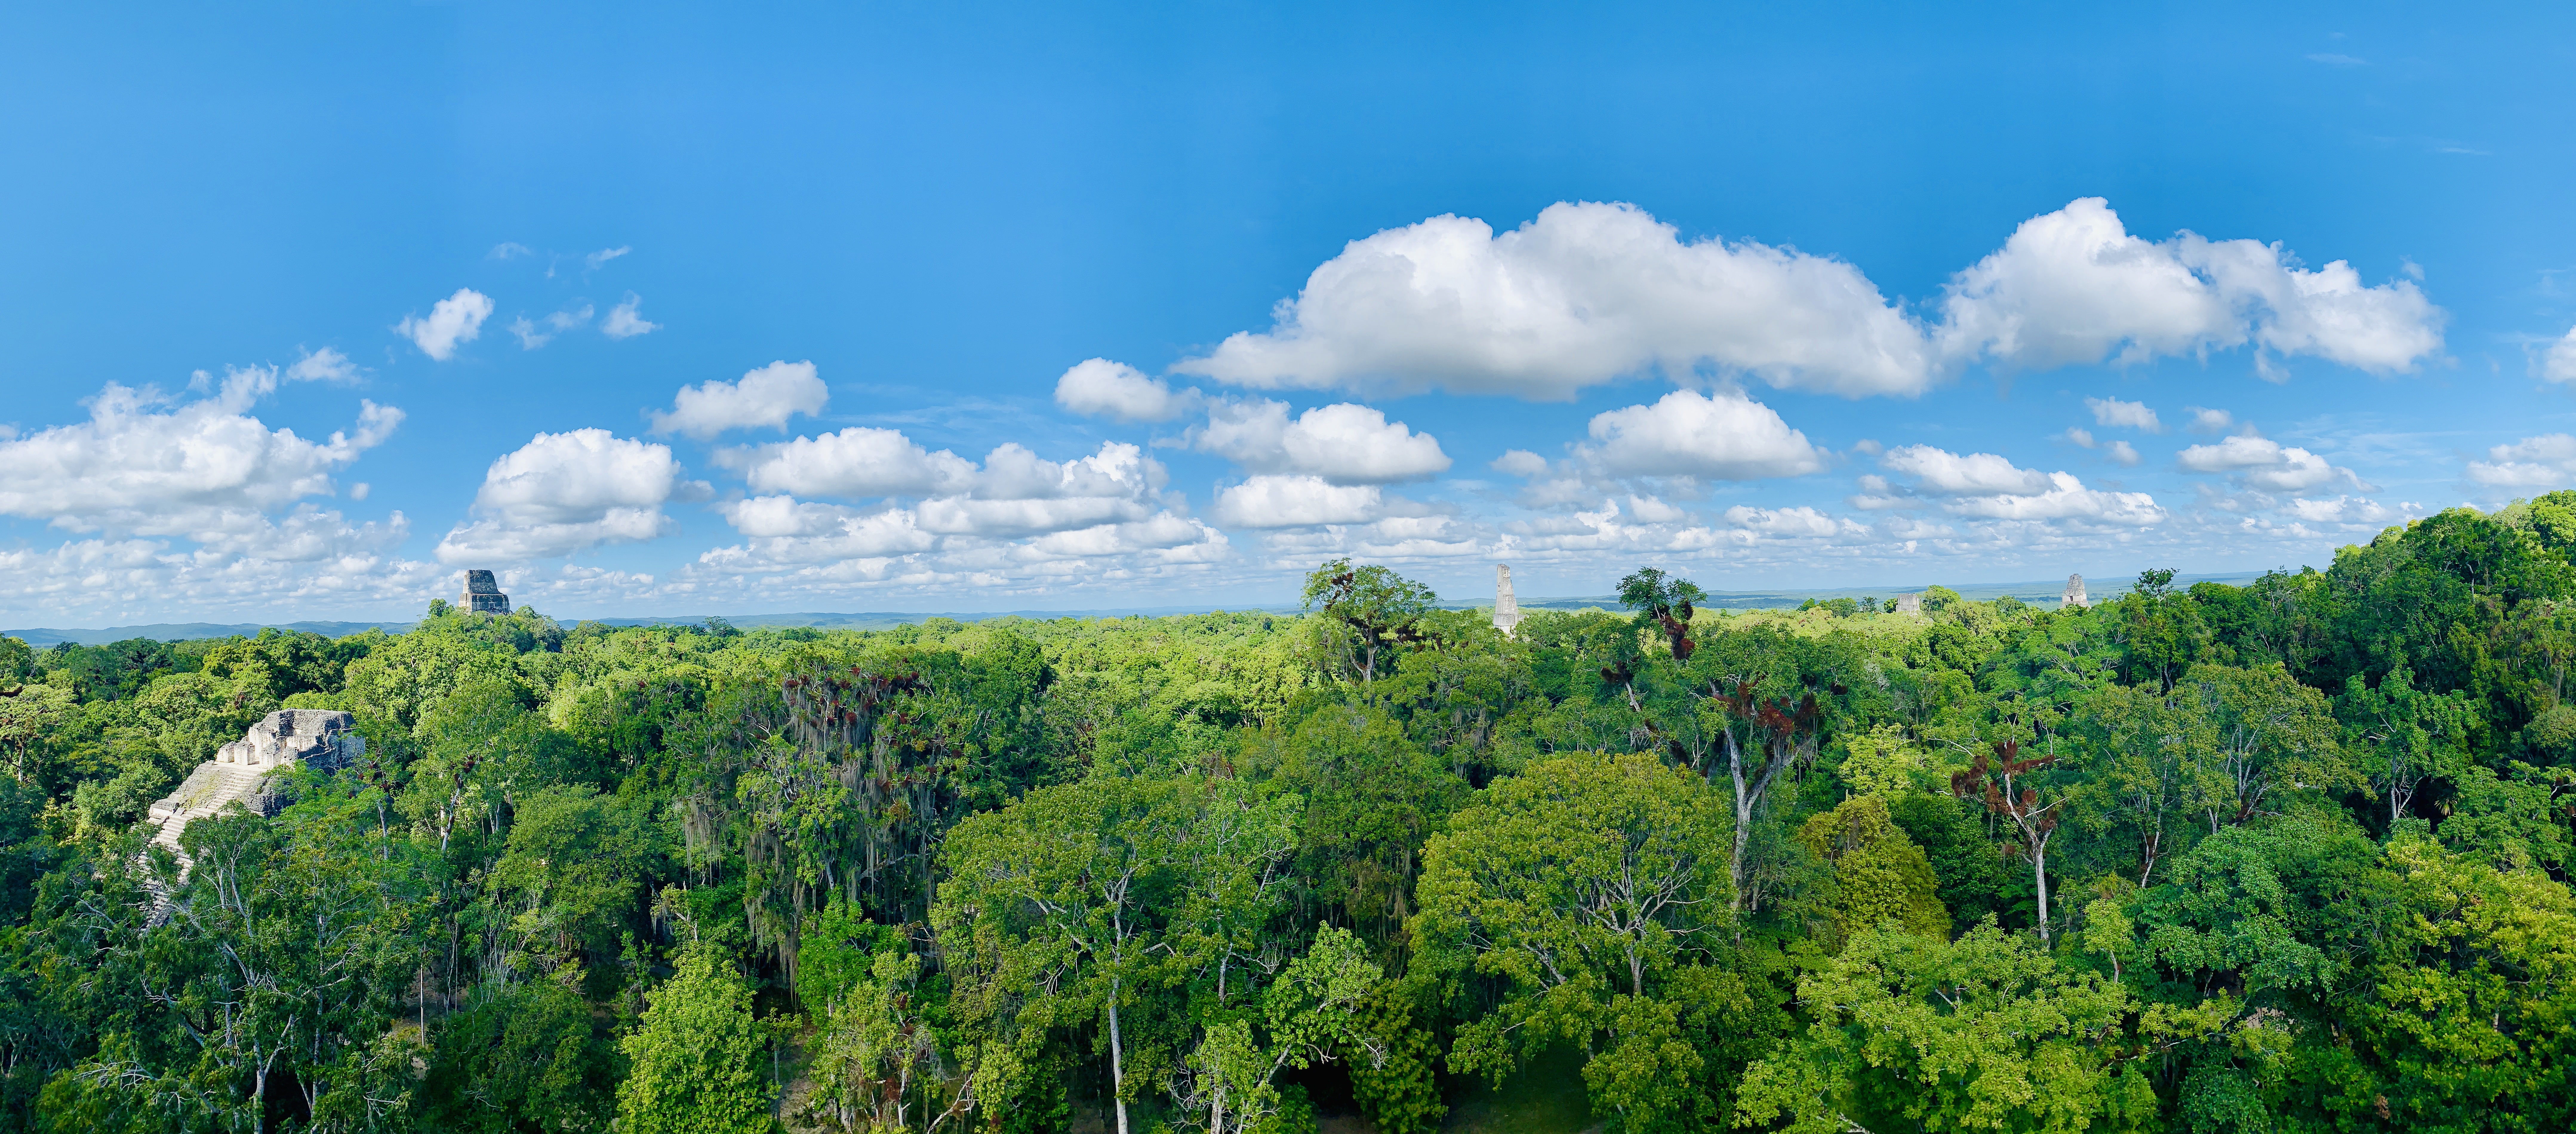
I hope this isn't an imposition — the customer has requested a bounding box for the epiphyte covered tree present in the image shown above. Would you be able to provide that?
[1618,566,1706,660]
[1303,558,1438,684]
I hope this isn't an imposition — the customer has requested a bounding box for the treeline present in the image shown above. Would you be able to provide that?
[0,499,2572,1132]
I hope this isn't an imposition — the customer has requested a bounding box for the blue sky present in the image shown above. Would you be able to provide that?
[5,1,2575,624]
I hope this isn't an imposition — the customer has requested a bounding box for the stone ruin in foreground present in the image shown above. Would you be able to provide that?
[146,709,364,856]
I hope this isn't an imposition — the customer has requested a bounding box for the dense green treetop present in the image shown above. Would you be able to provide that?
[0,501,2572,1131]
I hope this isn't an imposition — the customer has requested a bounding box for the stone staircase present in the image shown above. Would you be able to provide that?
[143,709,363,867]
[145,761,276,852]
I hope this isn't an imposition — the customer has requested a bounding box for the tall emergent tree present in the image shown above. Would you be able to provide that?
[1618,567,1706,660]
[1303,558,1438,684]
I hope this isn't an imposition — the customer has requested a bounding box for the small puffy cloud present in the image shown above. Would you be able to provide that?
[2085,396,2162,432]
[586,246,632,270]
[917,443,1167,537]
[700,439,1215,580]
[2541,325,2576,384]
[0,371,400,541]
[1192,399,1451,484]
[1490,449,1550,477]
[1723,504,1841,537]
[723,428,979,498]
[1583,389,1828,480]
[651,360,829,439]
[2285,496,2402,524]
[1625,494,1686,523]
[398,288,495,361]
[1945,472,2165,523]
[1938,198,2443,375]
[1173,201,1935,400]
[601,293,659,339]
[2467,434,2576,488]
[490,242,533,260]
[510,306,593,350]
[1055,359,1199,422]
[715,498,938,561]
[2107,440,2142,466]
[2176,435,2352,492]
[1212,475,1385,528]
[1879,445,2052,496]
[718,432,1173,541]
[2064,427,2097,448]
[2184,407,2236,434]
[436,429,688,562]
[286,348,360,384]
[1864,444,2162,525]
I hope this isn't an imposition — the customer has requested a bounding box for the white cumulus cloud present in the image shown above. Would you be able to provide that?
[437,429,692,562]
[1212,475,1386,528]
[286,348,360,384]
[1878,445,2053,496]
[398,288,495,361]
[651,360,830,439]
[1861,445,2162,525]
[1156,197,2443,404]
[1723,504,1843,537]
[723,428,979,499]
[2467,434,2576,488]
[0,369,400,542]
[1582,389,1828,480]
[1173,201,1935,400]
[2542,326,2576,384]
[2285,496,2403,524]
[1941,472,2166,524]
[1191,399,1451,484]
[2176,435,2352,492]
[1055,359,1200,422]
[2085,396,2162,432]
[1938,198,2442,375]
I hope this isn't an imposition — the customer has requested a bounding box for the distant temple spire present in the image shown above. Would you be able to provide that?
[2061,573,2089,609]
[1493,564,1521,637]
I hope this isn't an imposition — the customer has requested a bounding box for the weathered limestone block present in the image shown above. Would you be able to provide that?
[2062,573,2089,609]
[1493,564,1522,637]
[1895,592,1922,615]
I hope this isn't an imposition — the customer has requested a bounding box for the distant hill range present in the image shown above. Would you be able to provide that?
[3,573,2267,645]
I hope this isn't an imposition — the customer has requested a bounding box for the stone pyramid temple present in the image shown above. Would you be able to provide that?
[462,569,512,614]
[145,709,364,859]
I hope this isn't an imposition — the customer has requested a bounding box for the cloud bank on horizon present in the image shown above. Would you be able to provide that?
[0,196,2561,623]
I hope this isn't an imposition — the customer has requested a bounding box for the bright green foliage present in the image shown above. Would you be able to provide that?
[8,519,2576,1132]
[1170,926,1383,1134]
[935,775,1249,1134]
[1302,557,1438,683]
[424,977,616,1133]
[1259,703,1461,941]
[0,681,73,783]
[2351,837,2576,1132]
[1415,751,1761,1132]
[1341,980,1446,1134]
[1835,721,1932,797]
[1736,919,2214,1134]
[615,947,777,1134]
[1795,795,1947,944]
